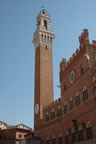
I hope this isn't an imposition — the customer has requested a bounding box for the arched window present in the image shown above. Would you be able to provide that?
[47,36,49,44]
[45,112,49,122]
[76,92,80,106]
[44,20,47,29]
[70,100,74,110]
[58,133,63,144]
[50,37,52,45]
[51,109,55,120]
[45,35,46,43]
[65,130,70,144]
[46,137,50,144]
[71,134,76,144]
[43,35,46,43]
[41,34,43,43]
[64,101,68,114]
[86,121,93,140]
[83,86,88,101]
[57,105,62,117]
[52,135,56,144]
[71,127,76,144]
[78,125,83,142]
[76,96,80,106]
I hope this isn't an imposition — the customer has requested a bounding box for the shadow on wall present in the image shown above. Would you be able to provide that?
[20,136,44,144]
[75,138,96,144]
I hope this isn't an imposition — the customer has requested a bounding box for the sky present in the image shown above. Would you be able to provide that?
[0,0,96,129]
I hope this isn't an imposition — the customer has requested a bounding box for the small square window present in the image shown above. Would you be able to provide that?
[18,134,22,138]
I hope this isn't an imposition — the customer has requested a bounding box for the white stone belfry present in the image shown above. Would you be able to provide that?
[33,9,54,48]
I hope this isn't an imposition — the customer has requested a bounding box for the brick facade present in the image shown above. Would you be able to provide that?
[33,10,96,144]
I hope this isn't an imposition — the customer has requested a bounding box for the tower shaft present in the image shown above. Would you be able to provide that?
[33,9,54,127]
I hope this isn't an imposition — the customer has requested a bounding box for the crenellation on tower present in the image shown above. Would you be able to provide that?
[59,58,67,72]
[92,40,96,45]
[59,29,95,75]
[72,53,75,59]
[43,98,62,112]
[69,57,73,63]
[79,29,89,49]
[76,48,79,54]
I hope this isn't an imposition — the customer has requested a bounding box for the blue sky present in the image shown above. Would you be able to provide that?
[0,0,96,129]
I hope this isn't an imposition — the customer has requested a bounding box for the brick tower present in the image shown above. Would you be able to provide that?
[33,9,54,129]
